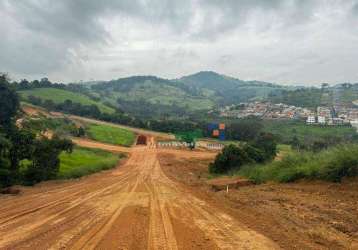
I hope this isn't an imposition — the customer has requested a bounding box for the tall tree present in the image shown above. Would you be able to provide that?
[0,74,19,128]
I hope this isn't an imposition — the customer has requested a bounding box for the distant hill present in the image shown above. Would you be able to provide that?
[20,71,358,119]
[267,83,358,108]
[179,71,284,105]
[88,75,216,118]
[83,72,288,118]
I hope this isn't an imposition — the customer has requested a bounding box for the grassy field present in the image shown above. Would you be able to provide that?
[263,120,357,143]
[276,144,293,157]
[238,144,358,183]
[19,88,115,114]
[21,116,79,137]
[86,123,135,146]
[58,147,122,179]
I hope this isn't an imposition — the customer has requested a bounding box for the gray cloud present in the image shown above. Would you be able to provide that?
[1,0,358,84]
[353,2,358,14]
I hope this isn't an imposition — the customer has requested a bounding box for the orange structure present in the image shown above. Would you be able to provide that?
[136,135,147,145]
[212,129,220,137]
[219,123,225,130]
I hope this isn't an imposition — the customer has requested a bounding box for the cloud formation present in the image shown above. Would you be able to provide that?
[1,0,358,84]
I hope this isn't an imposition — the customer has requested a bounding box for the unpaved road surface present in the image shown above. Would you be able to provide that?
[0,144,278,250]
[159,152,358,250]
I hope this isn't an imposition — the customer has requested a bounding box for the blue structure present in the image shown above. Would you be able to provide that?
[207,123,226,141]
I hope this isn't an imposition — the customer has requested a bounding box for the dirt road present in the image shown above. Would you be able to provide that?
[0,144,279,250]
[158,152,358,250]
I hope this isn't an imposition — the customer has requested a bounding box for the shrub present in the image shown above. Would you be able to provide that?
[209,144,252,174]
[242,144,265,163]
[238,144,358,183]
[319,145,358,182]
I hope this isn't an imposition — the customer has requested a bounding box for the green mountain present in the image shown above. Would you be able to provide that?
[17,71,300,119]
[88,75,216,118]
[179,71,284,105]
[85,72,286,118]
[268,83,358,108]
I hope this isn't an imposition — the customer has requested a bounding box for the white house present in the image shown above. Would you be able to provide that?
[306,115,316,124]
[317,116,326,124]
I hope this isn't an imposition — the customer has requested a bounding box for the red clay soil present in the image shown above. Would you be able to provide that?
[207,177,254,191]
[0,143,278,250]
[158,152,358,250]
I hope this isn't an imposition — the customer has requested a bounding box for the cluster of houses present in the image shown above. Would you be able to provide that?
[219,102,312,120]
[219,101,358,128]
[307,106,358,126]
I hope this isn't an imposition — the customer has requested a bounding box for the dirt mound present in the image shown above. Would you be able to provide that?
[207,177,254,191]
[22,104,50,117]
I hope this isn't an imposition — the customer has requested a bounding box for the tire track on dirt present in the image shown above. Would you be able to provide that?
[70,152,146,250]
[0,138,279,250]
[0,171,134,228]
[0,166,137,249]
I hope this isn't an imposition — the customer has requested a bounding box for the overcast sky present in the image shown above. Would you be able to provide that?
[1,0,358,85]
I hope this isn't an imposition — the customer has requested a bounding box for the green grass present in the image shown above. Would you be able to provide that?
[276,144,293,157]
[19,88,115,114]
[86,123,135,146]
[237,144,358,183]
[58,147,122,179]
[263,120,357,144]
[21,116,78,136]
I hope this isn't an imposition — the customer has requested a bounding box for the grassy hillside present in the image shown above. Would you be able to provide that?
[179,71,284,105]
[19,88,115,114]
[90,76,216,114]
[58,147,121,179]
[86,123,135,146]
[263,120,357,144]
[84,73,286,118]
[238,144,358,183]
[268,83,358,108]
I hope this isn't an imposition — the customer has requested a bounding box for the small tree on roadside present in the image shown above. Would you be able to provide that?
[209,144,252,174]
[25,136,73,184]
[243,144,265,163]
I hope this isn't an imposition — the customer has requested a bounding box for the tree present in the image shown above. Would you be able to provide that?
[8,128,35,172]
[243,144,265,163]
[252,133,277,161]
[27,95,43,106]
[0,134,12,187]
[290,136,301,150]
[0,74,20,127]
[209,144,252,173]
[77,127,86,137]
[25,136,73,184]
[311,140,328,152]
[43,99,55,110]
[227,117,263,141]
[0,75,75,187]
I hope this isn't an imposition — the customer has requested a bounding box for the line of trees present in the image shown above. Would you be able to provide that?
[0,75,73,188]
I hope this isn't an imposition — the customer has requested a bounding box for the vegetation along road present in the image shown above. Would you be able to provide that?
[0,138,278,250]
